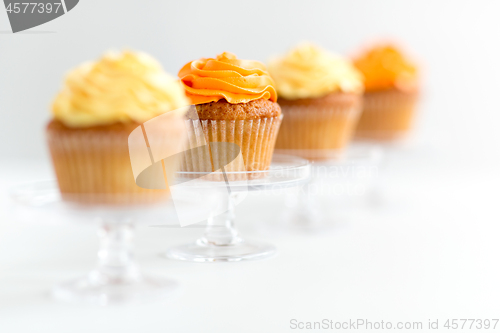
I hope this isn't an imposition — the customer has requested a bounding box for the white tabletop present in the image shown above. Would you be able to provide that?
[1,145,499,332]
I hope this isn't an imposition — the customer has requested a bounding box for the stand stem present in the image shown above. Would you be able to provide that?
[201,192,241,246]
[94,221,139,282]
[283,175,323,229]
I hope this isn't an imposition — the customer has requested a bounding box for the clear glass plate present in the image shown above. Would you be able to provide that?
[165,154,311,262]
[266,144,384,234]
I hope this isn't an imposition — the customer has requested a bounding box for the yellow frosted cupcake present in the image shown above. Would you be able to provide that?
[353,44,419,140]
[47,50,189,204]
[268,43,364,160]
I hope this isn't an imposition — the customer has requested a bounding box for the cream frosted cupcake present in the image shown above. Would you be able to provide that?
[353,44,419,140]
[177,52,281,176]
[268,43,364,160]
[47,50,189,204]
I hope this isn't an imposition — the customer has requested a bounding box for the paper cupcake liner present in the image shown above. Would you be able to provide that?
[180,116,282,180]
[275,105,361,160]
[47,125,169,205]
[355,90,419,140]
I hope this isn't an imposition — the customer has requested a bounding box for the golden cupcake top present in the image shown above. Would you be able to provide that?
[353,44,418,92]
[178,52,277,105]
[268,43,364,100]
[52,50,189,128]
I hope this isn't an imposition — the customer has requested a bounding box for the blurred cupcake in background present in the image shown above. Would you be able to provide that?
[178,52,281,174]
[353,44,419,140]
[48,50,189,204]
[268,43,364,160]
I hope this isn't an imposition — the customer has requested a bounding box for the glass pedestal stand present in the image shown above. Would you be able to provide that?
[354,136,423,208]
[274,144,383,233]
[10,181,178,305]
[165,154,311,262]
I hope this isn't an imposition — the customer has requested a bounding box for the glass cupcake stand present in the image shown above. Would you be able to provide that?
[9,154,310,304]
[165,154,310,262]
[272,143,383,233]
[10,182,181,305]
[354,135,423,207]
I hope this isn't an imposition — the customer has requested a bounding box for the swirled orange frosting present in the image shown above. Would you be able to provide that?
[178,52,278,105]
[354,44,418,92]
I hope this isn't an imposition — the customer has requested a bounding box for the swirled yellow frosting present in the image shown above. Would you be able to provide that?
[268,43,364,100]
[52,51,189,128]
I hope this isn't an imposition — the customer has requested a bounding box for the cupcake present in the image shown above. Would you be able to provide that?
[268,43,364,160]
[177,52,281,175]
[353,44,419,140]
[48,51,189,204]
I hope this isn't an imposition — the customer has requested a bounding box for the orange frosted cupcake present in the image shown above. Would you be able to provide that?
[48,51,189,204]
[268,43,364,160]
[177,52,281,174]
[353,44,419,140]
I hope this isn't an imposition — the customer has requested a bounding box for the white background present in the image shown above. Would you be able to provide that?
[1,1,500,332]
[1,0,500,160]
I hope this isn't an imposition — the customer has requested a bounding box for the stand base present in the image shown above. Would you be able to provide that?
[279,210,337,234]
[52,271,178,305]
[166,239,276,262]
